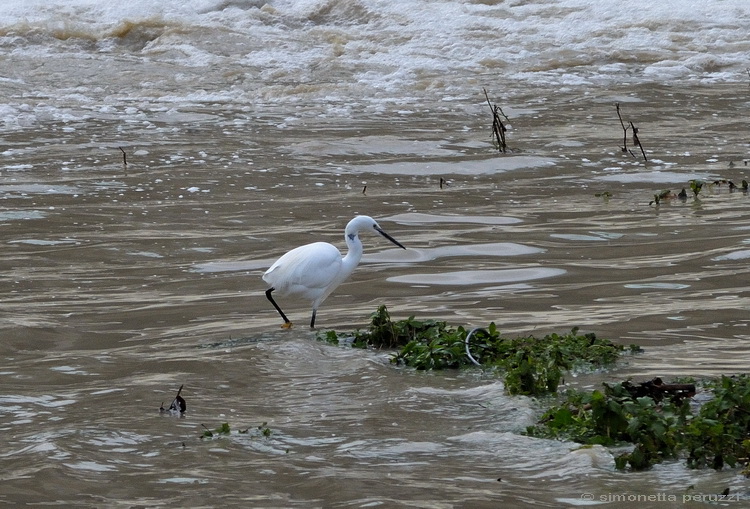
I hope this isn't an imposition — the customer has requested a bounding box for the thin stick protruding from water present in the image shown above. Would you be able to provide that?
[630,121,648,162]
[615,103,647,161]
[615,103,629,154]
[483,88,508,153]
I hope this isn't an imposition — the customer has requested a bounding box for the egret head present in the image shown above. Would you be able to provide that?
[346,215,406,249]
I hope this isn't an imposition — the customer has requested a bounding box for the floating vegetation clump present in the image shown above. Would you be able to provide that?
[319,307,750,473]
[318,306,639,396]
[201,422,232,438]
[200,422,272,439]
[526,375,750,472]
[649,178,748,206]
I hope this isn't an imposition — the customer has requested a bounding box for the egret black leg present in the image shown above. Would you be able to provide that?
[265,288,291,325]
[310,309,317,329]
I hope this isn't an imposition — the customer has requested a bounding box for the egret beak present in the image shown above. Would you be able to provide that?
[375,225,406,249]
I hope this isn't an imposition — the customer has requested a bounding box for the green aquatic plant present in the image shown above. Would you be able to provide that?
[527,375,750,473]
[646,176,750,206]
[684,375,750,470]
[201,422,231,438]
[319,305,456,351]
[257,422,273,438]
[318,306,636,396]
[689,179,703,197]
[649,189,674,206]
[526,383,688,470]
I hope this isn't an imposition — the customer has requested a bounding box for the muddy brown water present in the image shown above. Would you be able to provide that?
[2,82,750,507]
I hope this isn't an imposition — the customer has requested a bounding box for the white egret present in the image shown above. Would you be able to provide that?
[263,215,406,328]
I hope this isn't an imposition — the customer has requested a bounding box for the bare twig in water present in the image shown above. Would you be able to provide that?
[615,103,634,156]
[483,88,508,153]
[630,121,648,162]
[119,147,128,166]
[615,103,627,152]
[615,104,647,161]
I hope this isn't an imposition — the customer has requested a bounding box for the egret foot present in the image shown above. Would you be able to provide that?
[281,322,294,329]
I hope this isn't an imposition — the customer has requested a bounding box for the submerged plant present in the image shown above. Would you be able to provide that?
[201,422,231,438]
[526,383,687,470]
[201,422,273,439]
[684,375,750,470]
[649,189,674,206]
[689,179,703,197]
[318,306,636,396]
[646,176,748,205]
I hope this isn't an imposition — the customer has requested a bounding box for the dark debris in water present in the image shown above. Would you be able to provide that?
[160,384,186,415]
[200,422,272,439]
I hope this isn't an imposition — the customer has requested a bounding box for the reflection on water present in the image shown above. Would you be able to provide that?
[3,82,750,506]
[344,155,558,175]
[388,212,523,225]
[388,267,566,286]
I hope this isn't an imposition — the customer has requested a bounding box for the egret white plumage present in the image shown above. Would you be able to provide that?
[263,215,406,328]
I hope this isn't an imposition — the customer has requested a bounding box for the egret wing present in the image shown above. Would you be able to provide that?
[263,242,342,298]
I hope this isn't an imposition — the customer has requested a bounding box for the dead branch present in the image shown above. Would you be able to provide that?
[615,104,647,161]
[483,88,508,153]
[622,377,695,403]
[615,103,636,157]
[630,121,648,162]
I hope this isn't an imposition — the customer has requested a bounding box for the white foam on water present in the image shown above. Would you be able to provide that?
[0,0,747,123]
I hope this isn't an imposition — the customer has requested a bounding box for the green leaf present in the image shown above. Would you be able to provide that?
[549,408,575,428]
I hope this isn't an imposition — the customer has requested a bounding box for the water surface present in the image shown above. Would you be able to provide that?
[2,1,750,507]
